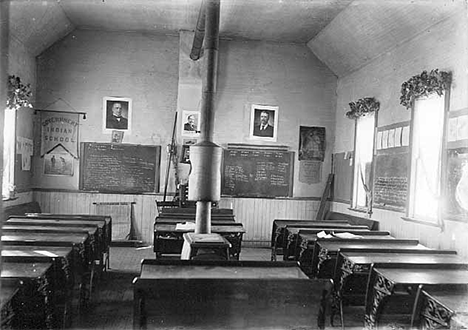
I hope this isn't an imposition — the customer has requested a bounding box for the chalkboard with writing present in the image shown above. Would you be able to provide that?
[373,149,409,210]
[79,143,161,193]
[221,148,294,198]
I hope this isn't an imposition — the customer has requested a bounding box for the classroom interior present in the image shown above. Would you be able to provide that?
[1,0,468,329]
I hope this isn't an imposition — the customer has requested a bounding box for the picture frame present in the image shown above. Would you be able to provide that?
[181,110,201,137]
[111,130,124,143]
[298,126,326,161]
[103,96,132,134]
[250,104,279,142]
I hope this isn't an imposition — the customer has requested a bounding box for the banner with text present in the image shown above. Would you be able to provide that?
[41,112,79,158]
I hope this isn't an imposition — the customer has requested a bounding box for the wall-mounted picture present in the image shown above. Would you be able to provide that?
[44,147,74,176]
[250,104,279,141]
[111,130,124,143]
[181,110,200,137]
[183,138,197,145]
[181,145,191,164]
[299,126,326,161]
[103,96,132,133]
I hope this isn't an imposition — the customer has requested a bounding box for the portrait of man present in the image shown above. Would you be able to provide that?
[183,114,197,132]
[250,104,278,141]
[103,97,132,133]
[181,110,201,137]
[299,126,326,161]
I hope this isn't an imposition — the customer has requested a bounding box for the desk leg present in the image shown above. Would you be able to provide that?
[364,273,395,329]
[133,290,146,330]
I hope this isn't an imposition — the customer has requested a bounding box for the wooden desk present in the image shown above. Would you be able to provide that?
[333,249,461,327]
[155,217,236,225]
[1,262,55,329]
[411,285,468,329]
[0,285,19,329]
[153,223,245,260]
[2,225,99,263]
[270,219,350,260]
[312,239,424,279]
[159,207,233,214]
[297,231,391,274]
[133,260,331,330]
[283,227,382,262]
[2,232,95,307]
[2,247,76,328]
[8,216,110,271]
[365,264,468,329]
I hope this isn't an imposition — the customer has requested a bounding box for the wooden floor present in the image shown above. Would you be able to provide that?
[71,246,362,330]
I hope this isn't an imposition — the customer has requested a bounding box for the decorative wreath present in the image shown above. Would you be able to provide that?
[400,69,451,109]
[346,97,380,120]
[7,75,33,110]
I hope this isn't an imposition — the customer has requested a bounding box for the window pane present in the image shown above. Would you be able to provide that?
[2,108,16,198]
[410,94,445,220]
[353,112,375,209]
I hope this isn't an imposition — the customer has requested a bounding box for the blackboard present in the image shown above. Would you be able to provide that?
[373,149,409,210]
[333,152,353,203]
[444,148,468,220]
[221,148,294,198]
[79,143,161,193]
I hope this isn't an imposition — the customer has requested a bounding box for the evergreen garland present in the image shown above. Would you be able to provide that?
[400,69,451,109]
[7,75,33,110]
[346,97,380,120]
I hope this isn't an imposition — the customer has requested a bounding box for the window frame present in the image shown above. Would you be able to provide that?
[350,111,378,214]
[404,89,450,227]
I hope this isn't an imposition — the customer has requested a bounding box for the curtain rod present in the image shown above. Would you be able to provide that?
[34,108,87,119]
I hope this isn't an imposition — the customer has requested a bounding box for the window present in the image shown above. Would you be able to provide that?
[352,112,376,211]
[408,93,446,223]
[2,108,16,199]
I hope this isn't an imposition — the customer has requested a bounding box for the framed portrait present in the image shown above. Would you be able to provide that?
[102,97,132,134]
[250,104,279,142]
[298,126,326,161]
[181,110,201,137]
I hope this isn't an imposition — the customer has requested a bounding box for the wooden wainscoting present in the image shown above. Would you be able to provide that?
[33,190,320,245]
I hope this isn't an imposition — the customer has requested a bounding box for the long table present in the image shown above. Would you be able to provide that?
[153,223,246,260]
[133,259,332,330]
[365,264,468,329]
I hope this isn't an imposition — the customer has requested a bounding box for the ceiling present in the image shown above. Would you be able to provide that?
[7,0,465,77]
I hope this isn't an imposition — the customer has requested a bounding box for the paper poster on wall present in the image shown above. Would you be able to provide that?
[181,110,201,137]
[394,127,402,147]
[298,126,326,161]
[382,130,389,149]
[17,136,33,171]
[401,126,410,146]
[299,160,322,184]
[376,131,383,150]
[44,145,74,176]
[387,129,395,148]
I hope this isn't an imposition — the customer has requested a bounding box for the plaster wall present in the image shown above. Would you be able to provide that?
[35,29,337,198]
[332,11,468,259]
